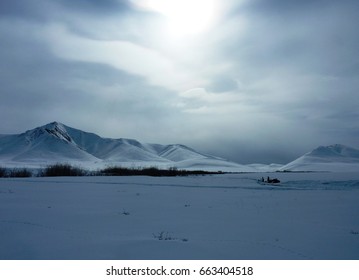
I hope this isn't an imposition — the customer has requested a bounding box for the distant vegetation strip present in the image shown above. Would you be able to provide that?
[100,166,223,177]
[0,163,224,178]
[39,163,86,177]
[0,167,32,178]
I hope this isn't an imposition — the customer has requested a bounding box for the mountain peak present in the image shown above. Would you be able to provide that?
[23,121,74,144]
[43,122,74,144]
[44,121,65,130]
[50,121,61,125]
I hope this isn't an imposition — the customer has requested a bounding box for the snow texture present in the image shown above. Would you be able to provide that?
[0,172,358,260]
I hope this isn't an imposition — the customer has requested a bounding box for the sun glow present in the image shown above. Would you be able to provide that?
[134,0,218,36]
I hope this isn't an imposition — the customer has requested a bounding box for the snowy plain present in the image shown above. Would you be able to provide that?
[0,172,358,260]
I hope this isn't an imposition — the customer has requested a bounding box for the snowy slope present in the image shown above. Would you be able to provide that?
[247,163,284,172]
[0,122,246,171]
[279,144,359,172]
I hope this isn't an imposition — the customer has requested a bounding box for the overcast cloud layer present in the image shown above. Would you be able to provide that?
[1,0,359,164]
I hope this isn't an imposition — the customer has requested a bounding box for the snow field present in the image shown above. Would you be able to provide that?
[0,172,358,260]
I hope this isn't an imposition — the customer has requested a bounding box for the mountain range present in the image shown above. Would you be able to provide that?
[0,122,250,171]
[0,122,358,172]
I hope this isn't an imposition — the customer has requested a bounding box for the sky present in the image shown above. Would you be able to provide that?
[1,0,359,164]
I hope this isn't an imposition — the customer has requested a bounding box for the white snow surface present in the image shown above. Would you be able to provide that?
[0,172,358,260]
[0,122,252,172]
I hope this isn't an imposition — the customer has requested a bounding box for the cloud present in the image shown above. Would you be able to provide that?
[57,0,130,15]
[0,19,179,142]
[0,0,132,19]
[208,76,238,93]
[1,0,359,164]
[43,24,202,92]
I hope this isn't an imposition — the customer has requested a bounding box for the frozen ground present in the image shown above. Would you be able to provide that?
[0,172,358,260]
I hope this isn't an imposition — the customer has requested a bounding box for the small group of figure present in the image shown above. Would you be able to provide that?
[261,176,280,184]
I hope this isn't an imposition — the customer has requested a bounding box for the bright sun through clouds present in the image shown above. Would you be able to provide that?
[133,0,218,36]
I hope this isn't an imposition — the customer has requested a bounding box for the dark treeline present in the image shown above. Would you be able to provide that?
[0,167,32,178]
[100,166,223,177]
[39,163,85,177]
[0,164,224,178]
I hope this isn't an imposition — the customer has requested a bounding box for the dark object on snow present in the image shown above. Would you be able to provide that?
[266,176,280,184]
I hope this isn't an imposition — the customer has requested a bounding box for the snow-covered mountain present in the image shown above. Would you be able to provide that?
[279,144,359,172]
[0,122,250,171]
